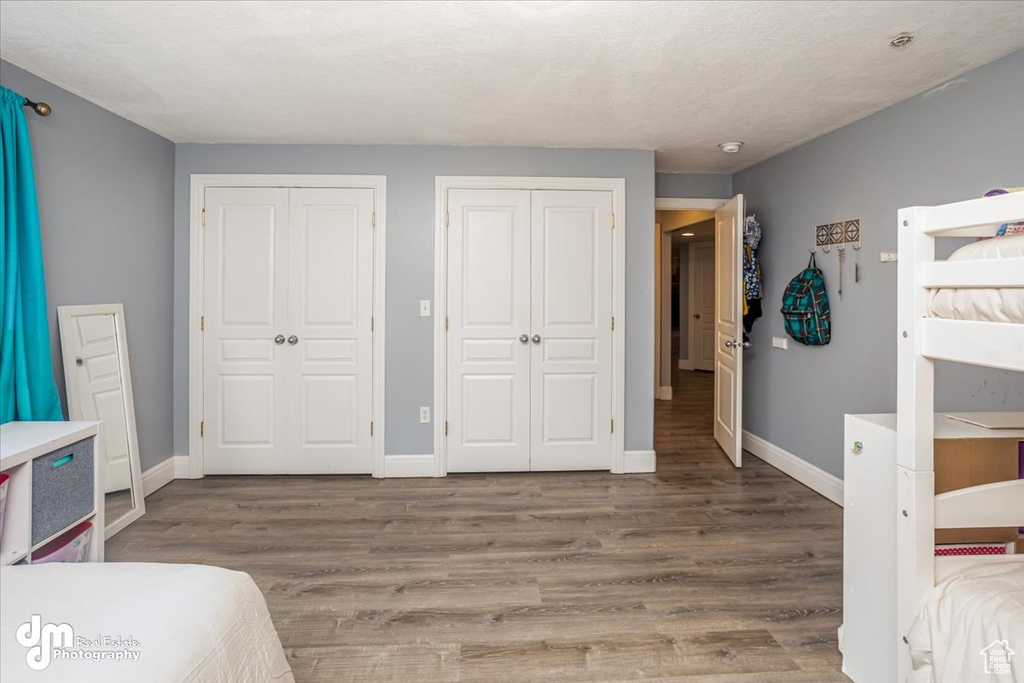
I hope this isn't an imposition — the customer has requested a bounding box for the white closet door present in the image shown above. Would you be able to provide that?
[691,242,716,372]
[203,187,290,474]
[713,194,745,468]
[286,188,374,474]
[446,189,532,472]
[529,190,613,471]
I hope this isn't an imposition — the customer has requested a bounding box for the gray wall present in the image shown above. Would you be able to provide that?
[174,145,656,456]
[733,49,1024,479]
[656,173,732,199]
[0,60,175,471]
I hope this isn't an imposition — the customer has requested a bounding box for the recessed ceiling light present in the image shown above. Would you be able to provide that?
[718,142,743,154]
[681,232,695,237]
[889,32,914,49]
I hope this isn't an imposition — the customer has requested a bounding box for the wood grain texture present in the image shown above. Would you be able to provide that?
[108,367,846,682]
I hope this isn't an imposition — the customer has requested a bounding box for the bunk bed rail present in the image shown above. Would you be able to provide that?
[917,191,1024,236]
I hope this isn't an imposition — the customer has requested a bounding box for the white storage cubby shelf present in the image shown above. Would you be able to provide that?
[0,421,105,565]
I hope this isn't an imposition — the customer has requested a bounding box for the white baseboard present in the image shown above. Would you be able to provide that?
[384,454,436,478]
[678,358,694,370]
[657,385,673,401]
[623,450,657,473]
[742,430,843,506]
[142,455,189,497]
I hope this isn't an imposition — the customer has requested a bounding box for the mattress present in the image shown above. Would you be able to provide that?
[907,559,1024,683]
[0,563,294,683]
[928,234,1024,323]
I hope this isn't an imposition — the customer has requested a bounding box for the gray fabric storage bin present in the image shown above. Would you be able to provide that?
[32,437,95,545]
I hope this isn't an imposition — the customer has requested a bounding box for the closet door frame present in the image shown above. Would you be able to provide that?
[188,174,387,479]
[433,176,626,477]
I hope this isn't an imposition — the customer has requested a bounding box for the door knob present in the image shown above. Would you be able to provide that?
[75,356,84,366]
[741,341,752,349]
[519,334,529,345]
[274,335,286,345]
[693,313,700,319]
[287,335,299,345]
[531,334,542,344]
[724,339,737,348]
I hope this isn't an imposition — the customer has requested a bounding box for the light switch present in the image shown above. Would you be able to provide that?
[419,407,431,423]
[880,251,898,262]
[419,300,431,316]
[772,336,788,350]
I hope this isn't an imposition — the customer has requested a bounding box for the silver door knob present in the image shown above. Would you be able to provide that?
[724,339,737,348]
[519,334,529,345]
[75,357,83,366]
[531,334,541,344]
[741,341,752,349]
[287,335,299,345]
[274,335,286,345]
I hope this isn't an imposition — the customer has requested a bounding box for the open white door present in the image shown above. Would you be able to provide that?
[713,194,744,467]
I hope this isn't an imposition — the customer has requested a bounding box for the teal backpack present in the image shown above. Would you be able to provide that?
[781,254,831,346]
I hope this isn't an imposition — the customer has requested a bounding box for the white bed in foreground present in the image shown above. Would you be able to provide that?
[0,563,294,683]
[908,560,1024,683]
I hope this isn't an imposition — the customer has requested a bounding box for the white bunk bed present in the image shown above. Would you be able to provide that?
[896,191,1024,682]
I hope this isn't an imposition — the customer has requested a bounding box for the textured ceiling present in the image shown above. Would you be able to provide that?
[1,1,1022,172]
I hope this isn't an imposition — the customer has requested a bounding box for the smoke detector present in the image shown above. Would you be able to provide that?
[889,32,914,49]
[718,142,743,154]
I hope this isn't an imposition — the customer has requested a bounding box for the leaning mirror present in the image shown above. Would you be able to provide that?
[58,304,145,538]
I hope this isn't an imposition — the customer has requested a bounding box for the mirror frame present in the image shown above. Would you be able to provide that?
[57,303,146,539]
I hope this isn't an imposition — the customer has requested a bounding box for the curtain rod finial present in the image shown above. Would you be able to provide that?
[34,101,52,116]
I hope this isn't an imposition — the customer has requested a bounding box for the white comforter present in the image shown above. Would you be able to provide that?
[929,234,1024,323]
[908,560,1024,683]
[0,563,294,683]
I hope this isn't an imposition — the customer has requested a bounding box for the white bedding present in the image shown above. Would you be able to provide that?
[0,563,294,683]
[928,234,1024,323]
[908,559,1024,683]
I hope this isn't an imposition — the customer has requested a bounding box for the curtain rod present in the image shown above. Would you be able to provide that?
[23,97,52,116]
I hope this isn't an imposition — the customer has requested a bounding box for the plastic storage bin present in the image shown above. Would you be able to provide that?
[31,521,93,564]
[0,472,9,541]
[31,437,94,545]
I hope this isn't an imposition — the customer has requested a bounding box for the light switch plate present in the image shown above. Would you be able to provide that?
[772,336,788,350]
[880,251,898,262]
[419,300,431,316]
[419,407,431,423]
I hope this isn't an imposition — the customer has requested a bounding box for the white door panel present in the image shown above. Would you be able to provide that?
[530,190,612,471]
[204,187,290,474]
[446,189,532,472]
[71,314,132,492]
[691,243,716,372]
[713,194,745,467]
[287,188,374,474]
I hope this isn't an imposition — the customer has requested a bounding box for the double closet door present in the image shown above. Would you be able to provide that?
[446,189,613,472]
[203,187,374,475]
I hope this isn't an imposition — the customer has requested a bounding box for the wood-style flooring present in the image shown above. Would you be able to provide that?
[108,367,847,682]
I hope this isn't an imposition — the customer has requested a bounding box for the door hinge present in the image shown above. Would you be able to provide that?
[611,213,615,229]
[371,316,375,332]
[371,211,376,228]
[444,421,449,436]
[610,419,614,433]
[200,421,205,437]
[370,421,374,436]
[444,316,449,332]
[201,207,206,227]
[611,316,614,331]
[200,316,205,332]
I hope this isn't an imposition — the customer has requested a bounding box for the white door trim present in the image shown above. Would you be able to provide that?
[656,197,727,211]
[188,174,387,478]
[433,176,626,476]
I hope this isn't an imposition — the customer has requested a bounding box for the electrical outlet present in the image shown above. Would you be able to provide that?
[772,336,788,350]
[419,300,431,316]
[419,407,431,423]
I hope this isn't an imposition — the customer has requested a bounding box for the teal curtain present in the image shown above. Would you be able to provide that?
[0,86,62,423]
